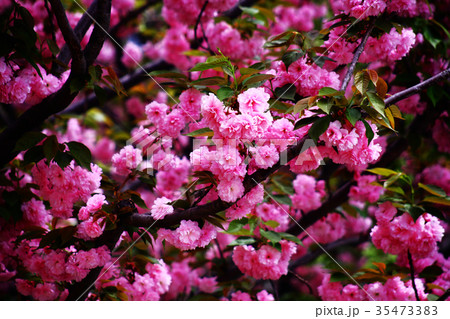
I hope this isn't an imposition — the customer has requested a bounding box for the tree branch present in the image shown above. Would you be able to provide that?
[385,68,450,106]
[53,0,99,74]
[49,0,85,72]
[62,59,172,114]
[289,234,369,269]
[408,250,420,301]
[0,1,112,168]
[340,19,376,91]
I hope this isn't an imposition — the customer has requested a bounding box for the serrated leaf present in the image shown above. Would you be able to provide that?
[130,193,148,209]
[186,127,214,137]
[308,116,331,142]
[361,119,375,144]
[260,229,281,243]
[263,220,280,228]
[191,76,225,86]
[228,237,256,246]
[345,108,361,126]
[279,232,302,245]
[366,92,386,117]
[388,105,403,119]
[242,73,275,86]
[67,142,92,169]
[376,77,388,98]
[317,98,332,114]
[282,50,304,72]
[423,196,450,206]
[354,71,370,95]
[190,60,228,72]
[14,132,46,152]
[318,87,339,96]
[384,107,395,130]
[216,87,234,101]
[53,151,73,169]
[150,70,188,79]
[366,167,399,177]
[274,84,296,101]
[294,116,319,130]
[23,145,44,165]
[418,183,446,197]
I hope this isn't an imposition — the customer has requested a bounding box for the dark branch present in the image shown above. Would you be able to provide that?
[53,0,99,74]
[125,137,309,228]
[289,234,369,269]
[408,250,420,301]
[49,0,85,71]
[83,0,112,66]
[62,59,172,114]
[340,19,376,91]
[385,68,450,106]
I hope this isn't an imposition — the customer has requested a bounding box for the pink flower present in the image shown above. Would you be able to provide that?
[256,290,275,301]
[237,87,270,114]
[111,145,143,176]
[150,197,174,219]
[217,177,245,203]
[121,41,143,68]
[145,101,169,124]
[86,194,107,213]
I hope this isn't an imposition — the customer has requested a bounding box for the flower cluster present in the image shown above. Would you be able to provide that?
[370,202,445,259]
[232,240,297,280]
[157,220,217,250]
[31,160,102,219]
[319,274,428,301]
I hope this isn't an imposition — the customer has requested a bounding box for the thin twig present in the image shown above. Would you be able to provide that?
[408,250,420,301]
[194,1,209,49]
[340,19,376,91]
[385,68,450,106]
[288,270,314,296]
[269,280,279,301]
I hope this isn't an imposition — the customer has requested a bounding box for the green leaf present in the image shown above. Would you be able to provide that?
[67,142,92,169]
[366,167,399,177]
[282,50,304,72]
[130,193,148,209]
[190,60,228,72]
[216,87,234,101]
[308,116,331,142]
[227,218,248,233]
[317,98,332,114]
[318,87,339,96]
[345,108,361,126]
[294,116,319,130]
[418,183,446,197]
[361,119,375,144]
[54,151,73,169]
[42,135,58,162]
[423,25,440,49]
[191,76,225,86]
[271,194,292,206]
[94,85,108,106]
[13,132,46,152]
[354,71,370,95]
[185,127,214,137]
[423,196,450,206]
[263,220,280,228]
[279,232,302,245]
[366,92,386,117]
[274,84,296,101]
[242,73,275,86]
[228,237,256,246]
[150,70,188,79]
[260,229,282,243]
[23,145,44,165]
